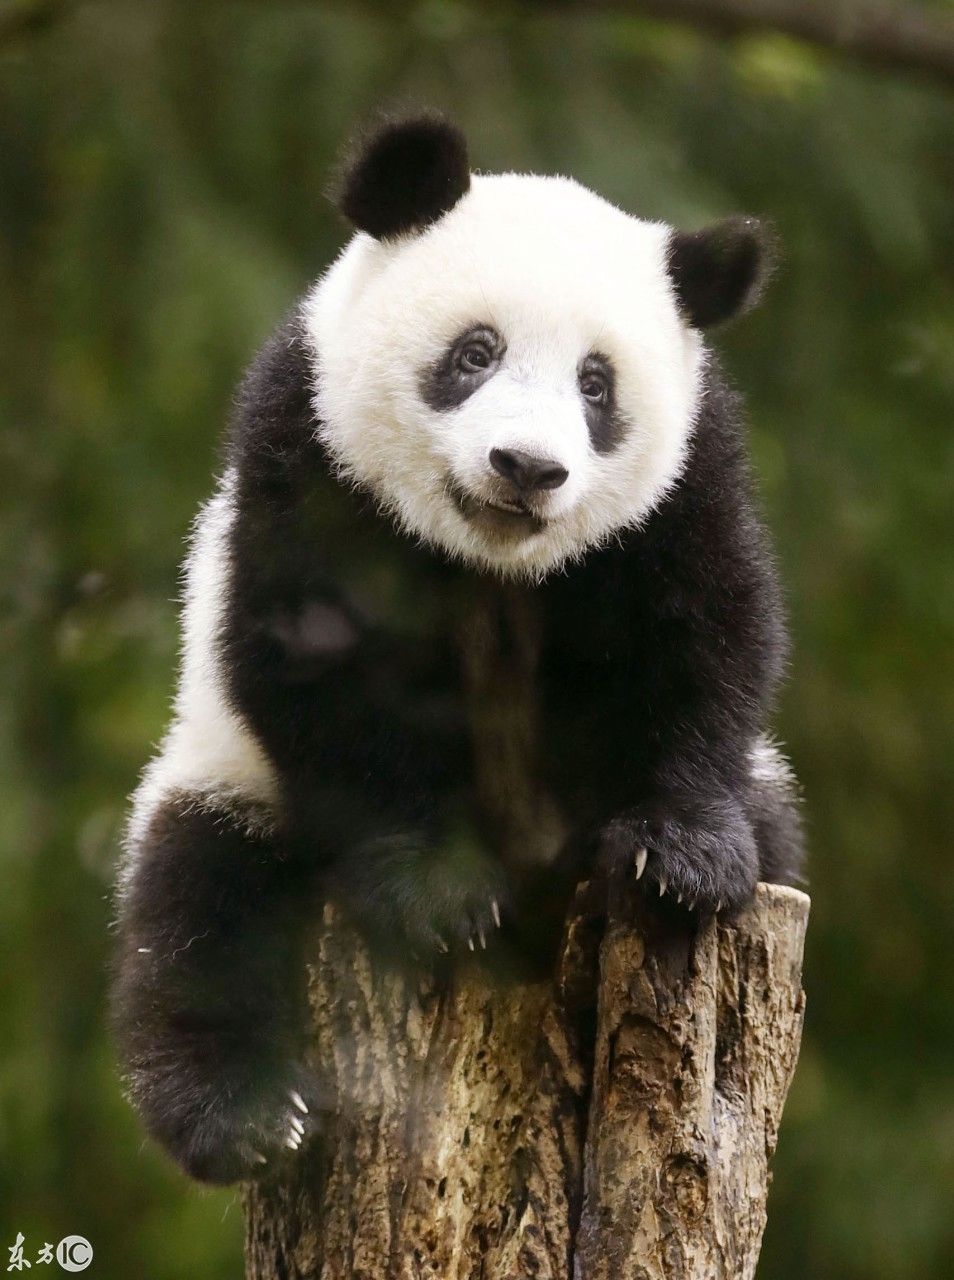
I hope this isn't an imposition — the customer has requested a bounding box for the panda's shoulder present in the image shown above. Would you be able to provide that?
[647,360,755,538]
[685,358,750,484]
[226,311,323,470]
[596,361,768,598]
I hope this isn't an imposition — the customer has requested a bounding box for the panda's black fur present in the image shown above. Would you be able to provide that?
[333,110,472,239]
[112,117,803,1186]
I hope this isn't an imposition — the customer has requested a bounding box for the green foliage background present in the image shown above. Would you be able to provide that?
[1,2,952,1276]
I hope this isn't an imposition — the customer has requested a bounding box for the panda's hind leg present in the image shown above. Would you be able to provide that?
[112,794,327,1184]
[746,736,805,888]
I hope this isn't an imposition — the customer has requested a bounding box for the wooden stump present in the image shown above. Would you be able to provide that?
[244,881,809,1280]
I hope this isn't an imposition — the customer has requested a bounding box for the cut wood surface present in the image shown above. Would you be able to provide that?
[245,880,809,1279]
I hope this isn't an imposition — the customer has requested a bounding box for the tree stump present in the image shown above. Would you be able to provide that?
[244,880,809,1279]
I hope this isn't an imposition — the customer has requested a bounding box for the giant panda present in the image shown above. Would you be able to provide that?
[112,114,803,1185]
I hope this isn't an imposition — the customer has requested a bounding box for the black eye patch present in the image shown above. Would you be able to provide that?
[419,324,505,411]
[579,352,625,454]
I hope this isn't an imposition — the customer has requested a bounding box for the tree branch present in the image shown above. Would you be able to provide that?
[566,0,954,87]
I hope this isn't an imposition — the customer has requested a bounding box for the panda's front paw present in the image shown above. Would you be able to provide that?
[600,794,758,913]
[334,833,510,959]
[135,1055,330,1186]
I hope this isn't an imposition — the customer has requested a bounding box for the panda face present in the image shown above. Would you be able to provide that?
[304,171,707,578]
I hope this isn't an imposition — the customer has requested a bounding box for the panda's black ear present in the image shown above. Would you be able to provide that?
[667,217,776,328]
[333,112,471,240]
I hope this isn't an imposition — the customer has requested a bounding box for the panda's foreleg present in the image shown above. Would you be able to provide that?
[598,785,761,912]
[326,827,510,958]
[112,794,324,1185]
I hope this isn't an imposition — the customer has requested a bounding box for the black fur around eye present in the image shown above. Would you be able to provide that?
[420,325,504,411]
[579,353,625,454]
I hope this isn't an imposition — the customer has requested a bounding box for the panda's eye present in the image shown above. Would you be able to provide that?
[579,354,614,409]
[579,373,607,404]
[459,341,494,373]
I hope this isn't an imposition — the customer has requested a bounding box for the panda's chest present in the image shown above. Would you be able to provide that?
[326,530,630,862]
[452,580,567,868]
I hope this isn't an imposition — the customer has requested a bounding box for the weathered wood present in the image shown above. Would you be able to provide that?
[574,881,809,1279]
[244,881,808,1280]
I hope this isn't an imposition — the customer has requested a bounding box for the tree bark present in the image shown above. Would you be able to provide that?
[244,879,808,1279]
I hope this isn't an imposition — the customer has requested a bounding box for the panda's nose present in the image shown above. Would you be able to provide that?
[489,448,569,493]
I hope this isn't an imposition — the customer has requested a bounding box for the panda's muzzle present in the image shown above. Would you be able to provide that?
[448,480,549,536]
[448,448,568,536]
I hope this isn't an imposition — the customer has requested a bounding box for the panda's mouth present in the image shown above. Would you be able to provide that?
[487,495,532,517]
[449,483,547,536]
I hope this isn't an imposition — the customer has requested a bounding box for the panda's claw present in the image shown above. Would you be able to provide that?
[491,899,502,929]
[289,1089,309,1116]
[658,873,668,897]
[285,1112,305,1149]
[634,847,648,880]
[252,1150,267,1165]
[676,891,683,904]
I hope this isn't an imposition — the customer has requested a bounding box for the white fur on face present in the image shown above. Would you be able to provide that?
[303,172,706,579]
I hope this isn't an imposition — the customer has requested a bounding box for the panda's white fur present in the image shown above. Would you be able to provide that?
[302,172,706,579]
[121,473,277,887]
